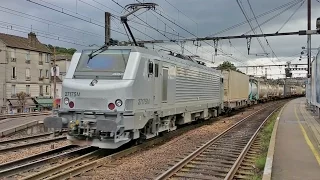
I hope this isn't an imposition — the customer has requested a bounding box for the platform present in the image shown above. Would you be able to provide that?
[0,115,48,136]
[270,98,320,180]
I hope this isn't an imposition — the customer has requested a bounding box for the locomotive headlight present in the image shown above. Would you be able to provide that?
[64,97,70,105]
[115,99,123,107]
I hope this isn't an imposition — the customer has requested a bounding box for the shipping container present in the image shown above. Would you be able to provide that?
[222,70,249,109]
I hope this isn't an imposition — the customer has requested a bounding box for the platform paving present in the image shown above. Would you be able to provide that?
[0,115,47,132]
[271,98,320,180]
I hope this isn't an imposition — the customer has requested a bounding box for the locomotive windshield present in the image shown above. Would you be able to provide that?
[75,49,130,74]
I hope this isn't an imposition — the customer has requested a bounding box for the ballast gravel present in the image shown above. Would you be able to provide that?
[80,104,268,180]
[0,140,69,164]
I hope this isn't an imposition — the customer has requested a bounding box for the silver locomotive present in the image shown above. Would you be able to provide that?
[44,46,224,149]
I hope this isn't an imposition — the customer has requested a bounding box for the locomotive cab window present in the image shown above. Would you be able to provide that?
[155,63,159,77]
[148,61,154,74]
[74,49,131,78]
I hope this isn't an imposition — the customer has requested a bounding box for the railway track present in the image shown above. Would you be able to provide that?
[0,132,67,153]
[3,101,283,180]
[0,145,97,179]
[154,101,284,180]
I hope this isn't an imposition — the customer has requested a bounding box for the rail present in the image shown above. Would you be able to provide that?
[154,102,284,180]
[0,145,94,179]
[0,133,67,153]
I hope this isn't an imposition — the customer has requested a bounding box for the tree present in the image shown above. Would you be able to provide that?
[217,61,244,74]
[17,91,27,113]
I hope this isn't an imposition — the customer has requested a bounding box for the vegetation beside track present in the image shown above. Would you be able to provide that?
[249,109,280,180]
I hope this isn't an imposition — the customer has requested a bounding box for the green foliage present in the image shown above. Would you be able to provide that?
[16,91,27,108]
[217,61,244,74]
[46,44,77,55]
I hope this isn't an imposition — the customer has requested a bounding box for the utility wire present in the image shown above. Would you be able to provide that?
[0,20,88,44]
[209,0,303,37]
[246,0,279,65]
[244,0,302,35]
[0,26,90,47]
[237,0,269,57]
[26,0,127,36]
[0,6,103,38]
[162,0,198,35]
[276,0,305,33]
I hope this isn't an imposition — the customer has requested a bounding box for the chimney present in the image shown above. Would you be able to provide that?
[28,32,37,47]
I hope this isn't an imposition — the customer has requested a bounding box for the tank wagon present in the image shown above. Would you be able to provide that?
[44,46,224,149]
[44,46,305,149]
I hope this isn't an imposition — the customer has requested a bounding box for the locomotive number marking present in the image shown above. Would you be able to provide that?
[65,92,80,97]
[138,98,150,105]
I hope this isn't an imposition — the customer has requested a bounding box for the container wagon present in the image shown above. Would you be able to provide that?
[222,69,249,111]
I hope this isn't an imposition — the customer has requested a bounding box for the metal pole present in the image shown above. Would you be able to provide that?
[105,12,111,45]
[53,47,56,108]
[307,0,311,78]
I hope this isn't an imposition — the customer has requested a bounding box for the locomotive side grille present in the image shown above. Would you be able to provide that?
[175,67,221,103]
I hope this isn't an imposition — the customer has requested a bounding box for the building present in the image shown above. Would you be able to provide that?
[52,54,72,81]
[0,32,53,114]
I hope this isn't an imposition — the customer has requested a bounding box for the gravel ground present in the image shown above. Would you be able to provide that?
[0,140,70,164]
[79,104,269,180]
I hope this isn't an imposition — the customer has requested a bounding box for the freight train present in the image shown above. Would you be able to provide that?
[44,46,305,149]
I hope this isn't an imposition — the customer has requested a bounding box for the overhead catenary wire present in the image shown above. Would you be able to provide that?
[209,0,303,37]
[237,0,269,57]
[244,0,303,35]
[26,0,128,37]
[0,6,104,38]
[276,0,305,33]
[0,20,88,45]
[161,0,199,36]
[245,0,279,65]
[0,25,90,47]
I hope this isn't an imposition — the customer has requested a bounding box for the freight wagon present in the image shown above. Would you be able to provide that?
[222,70,249,111]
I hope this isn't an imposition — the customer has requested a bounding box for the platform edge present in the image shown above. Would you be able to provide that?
[262,101,288,180]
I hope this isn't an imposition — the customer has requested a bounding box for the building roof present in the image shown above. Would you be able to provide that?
[51,54,72,61]
[0,32,51,53]
[50,76,62,83]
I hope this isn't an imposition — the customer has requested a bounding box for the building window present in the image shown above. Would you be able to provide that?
[45,70,49,78]
[39,85,43,96]
[12,67,16,79]
[26,68,30,78]
[46,54,50,63]
[39,69,42,77]
[11,49,16,58]
[45,86,49,95]
[39,53,43,62]
[26,51,30,60]
[12,85,16,95]
[26,85,30,94]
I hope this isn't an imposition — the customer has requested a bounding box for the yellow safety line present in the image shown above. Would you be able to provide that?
[294,104,320,166]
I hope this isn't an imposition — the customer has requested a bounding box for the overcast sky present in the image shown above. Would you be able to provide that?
[0,0,320,78]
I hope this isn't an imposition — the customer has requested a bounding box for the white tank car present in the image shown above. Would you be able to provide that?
[44,46,224,149]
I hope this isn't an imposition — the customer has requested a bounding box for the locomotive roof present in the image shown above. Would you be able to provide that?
[80,46,222,75]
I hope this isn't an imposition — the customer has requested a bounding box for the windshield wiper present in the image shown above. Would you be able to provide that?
[87,44,108,63]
